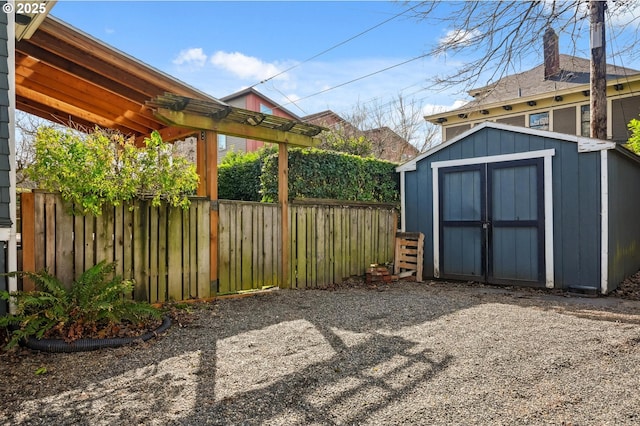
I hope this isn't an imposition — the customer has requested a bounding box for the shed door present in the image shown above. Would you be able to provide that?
[439,158,545,286]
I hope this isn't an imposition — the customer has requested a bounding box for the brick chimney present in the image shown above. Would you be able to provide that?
[543,27,560,79]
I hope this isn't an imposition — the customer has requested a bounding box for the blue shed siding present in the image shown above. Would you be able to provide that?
[607,148,640,288]
[403,126,602,289]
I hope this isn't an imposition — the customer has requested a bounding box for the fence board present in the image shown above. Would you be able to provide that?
[55,198,74,286]
[188,205,197,298]
[132,202,148,301]
[167,206,183,301]
[21,193,395,300]
[218,203,231,294]
[20,193,210,304]
[196,201,210,298]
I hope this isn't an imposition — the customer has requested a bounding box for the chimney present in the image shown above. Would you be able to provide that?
[543,27,560,79]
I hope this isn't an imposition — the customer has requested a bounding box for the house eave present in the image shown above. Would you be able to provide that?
[425,73,640,126]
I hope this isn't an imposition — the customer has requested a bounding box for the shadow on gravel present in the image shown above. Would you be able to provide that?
[4,280,640,424]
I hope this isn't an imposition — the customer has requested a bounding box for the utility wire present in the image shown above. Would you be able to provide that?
[278,52,432,108]
[249,2,425,89]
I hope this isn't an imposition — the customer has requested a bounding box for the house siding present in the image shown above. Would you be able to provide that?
[0,12,10,229]
[607,148,640,286]
[404,126,602,289]
[0,12,8,314]
[611,95,640,142]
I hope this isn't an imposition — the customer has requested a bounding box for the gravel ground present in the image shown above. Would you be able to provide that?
[2,280,640,425]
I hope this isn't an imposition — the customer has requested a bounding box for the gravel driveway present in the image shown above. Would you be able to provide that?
[2,280,640,425]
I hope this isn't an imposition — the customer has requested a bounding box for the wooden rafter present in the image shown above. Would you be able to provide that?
[149,94,326,147]
[15,16,220,141]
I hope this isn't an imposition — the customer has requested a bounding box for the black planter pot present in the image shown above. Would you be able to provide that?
[21,316,172,353]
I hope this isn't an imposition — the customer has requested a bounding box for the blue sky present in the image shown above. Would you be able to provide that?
[49,1,640,133]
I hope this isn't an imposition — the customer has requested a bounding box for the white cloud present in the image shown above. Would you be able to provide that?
[173,48,208,67]
[438,29,482,48]
[210,51,288,82]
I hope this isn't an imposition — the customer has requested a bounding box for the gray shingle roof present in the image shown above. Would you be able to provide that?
[466,54,639,106]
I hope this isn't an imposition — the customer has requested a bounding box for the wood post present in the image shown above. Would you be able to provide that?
[279,143,290,289]
[205,131,219,296]
[196,131,208,197]
[20,192,35,291]
[590,0,607,140]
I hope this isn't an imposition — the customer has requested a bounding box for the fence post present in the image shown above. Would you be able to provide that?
[279,143,290,289]
[20,192,35,291]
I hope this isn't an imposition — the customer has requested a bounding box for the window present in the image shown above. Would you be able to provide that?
[529,112,549,130]
[218,134,227,150]
[259,103,273,114]
[580,105,590,137]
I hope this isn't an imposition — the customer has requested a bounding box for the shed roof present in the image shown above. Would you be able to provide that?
[396,121,622,172]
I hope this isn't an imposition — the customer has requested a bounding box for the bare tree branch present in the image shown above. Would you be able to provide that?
[406,1,639,94]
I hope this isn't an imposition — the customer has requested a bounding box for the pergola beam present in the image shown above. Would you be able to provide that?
[155,108,320,148]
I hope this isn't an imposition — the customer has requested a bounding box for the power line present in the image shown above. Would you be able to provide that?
[278,52,432,108]
[249,2,425,89]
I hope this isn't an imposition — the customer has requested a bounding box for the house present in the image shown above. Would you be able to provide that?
[425,28,640,144]
[303,110,419,163]
[396,122,640,294]
[218,88,302,158]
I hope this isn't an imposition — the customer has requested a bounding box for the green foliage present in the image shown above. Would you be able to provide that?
[626,118,640,154]
[26,127,199,215]
[319,133,373,157]
[260,148,399,203]
[0,261,161,349]
[218,148,272,201]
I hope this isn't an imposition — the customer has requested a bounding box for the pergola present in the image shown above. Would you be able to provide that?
[15,15,325,292]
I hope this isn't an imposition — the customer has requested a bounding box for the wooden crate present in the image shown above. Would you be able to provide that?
[394,232,424,282]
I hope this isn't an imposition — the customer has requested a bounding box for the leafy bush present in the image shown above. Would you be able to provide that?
[26,127,199,215]
[218,148,272,201]
[626,117,640,154]
[260,147,399,203]
[0,261,161,349]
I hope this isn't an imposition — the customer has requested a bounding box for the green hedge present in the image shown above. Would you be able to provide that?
[260,148,399,203]
[218,150,265,201]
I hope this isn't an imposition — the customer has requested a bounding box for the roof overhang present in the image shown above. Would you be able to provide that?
[425,73,640,126]
[15,15,223,143]
[396,121,616,172]
[15,0,57,41]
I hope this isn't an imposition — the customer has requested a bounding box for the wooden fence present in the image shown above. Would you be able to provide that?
[217,199,397,293]
[21,193,398,301]
[218,200,281,294]
[20,191,210,302]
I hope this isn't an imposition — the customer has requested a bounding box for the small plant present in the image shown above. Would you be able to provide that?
[0,261,161,349]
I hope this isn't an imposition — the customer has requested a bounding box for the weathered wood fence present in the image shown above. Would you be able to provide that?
[21,193,398,302]
[20,191,210,302]
[217,199,397,293]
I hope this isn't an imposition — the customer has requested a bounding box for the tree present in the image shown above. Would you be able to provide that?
[322,94,439,158]
[412,1,640,94]
[15,111,64,187]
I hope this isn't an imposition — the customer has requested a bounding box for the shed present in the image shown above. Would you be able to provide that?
[396,122,640,294]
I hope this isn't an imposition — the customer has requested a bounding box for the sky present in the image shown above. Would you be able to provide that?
[48,1,640,144]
